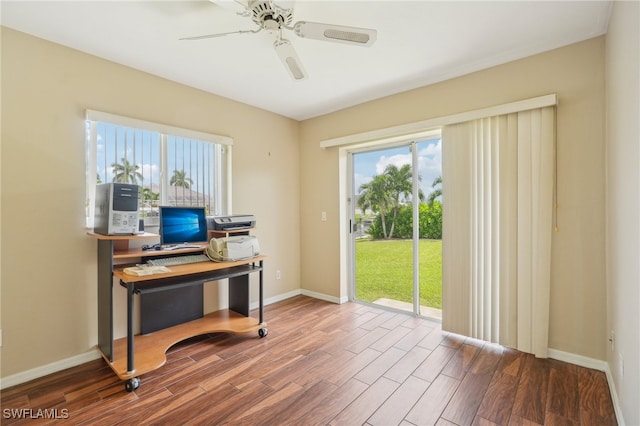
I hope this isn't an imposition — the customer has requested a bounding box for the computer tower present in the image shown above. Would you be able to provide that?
[94,183,140,235]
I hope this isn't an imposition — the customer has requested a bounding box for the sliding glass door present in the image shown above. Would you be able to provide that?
[349,136,442,318]
[415,138,443,319]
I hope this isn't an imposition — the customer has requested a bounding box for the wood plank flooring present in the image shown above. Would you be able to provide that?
[1,296,618,425]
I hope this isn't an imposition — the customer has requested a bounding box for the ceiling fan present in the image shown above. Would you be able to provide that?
[181,0,377,80]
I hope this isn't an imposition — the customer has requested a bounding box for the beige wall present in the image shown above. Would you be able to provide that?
[605,1,640,424]
[0,27,300,377]
[300,37,607,361]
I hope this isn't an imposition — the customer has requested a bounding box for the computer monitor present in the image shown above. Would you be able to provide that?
[159,206,208,245]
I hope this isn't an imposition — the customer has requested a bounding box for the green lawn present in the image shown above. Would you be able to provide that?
[355,239,442,309]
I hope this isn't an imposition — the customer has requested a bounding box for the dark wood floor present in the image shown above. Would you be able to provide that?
[1,296,617,425]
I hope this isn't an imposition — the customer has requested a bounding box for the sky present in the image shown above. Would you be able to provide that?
[353,138,442,202]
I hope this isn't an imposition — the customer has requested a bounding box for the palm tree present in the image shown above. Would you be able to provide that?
[111,158,143,184]
[427,175,442,205]
[141,187,159,203]
[384,164,425,238]
[169,170,193,189]
[140,187,160,216]
[358,174,393,238]
[359,164,424,239]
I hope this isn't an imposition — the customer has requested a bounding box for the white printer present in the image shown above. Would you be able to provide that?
[206,235,260,261]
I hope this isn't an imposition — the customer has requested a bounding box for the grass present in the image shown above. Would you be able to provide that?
[355,239,442,309]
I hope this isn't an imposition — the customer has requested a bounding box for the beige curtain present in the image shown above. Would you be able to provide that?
[442,107,554,358]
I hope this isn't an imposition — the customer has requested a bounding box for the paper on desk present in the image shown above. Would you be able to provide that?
[123,265,171,276]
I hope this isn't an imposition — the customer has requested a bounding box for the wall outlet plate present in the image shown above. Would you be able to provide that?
[610,330,615,351]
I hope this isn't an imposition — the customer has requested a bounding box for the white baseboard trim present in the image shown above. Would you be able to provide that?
[548,348,625,426]
[603,363,626,426]
[548,348,607,371]
[0,349,102,390]
[300,289,346,304]
[249,289,302,310]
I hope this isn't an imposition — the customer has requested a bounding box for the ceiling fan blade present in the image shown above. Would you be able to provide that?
[292,21,377,47]
[273,39,306,80]
[180,28,260,41]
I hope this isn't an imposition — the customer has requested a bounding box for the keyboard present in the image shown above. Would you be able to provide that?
[123,265,170,276]
[147,254,211,267]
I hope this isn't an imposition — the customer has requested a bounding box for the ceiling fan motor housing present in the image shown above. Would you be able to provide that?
[249,0,293,30]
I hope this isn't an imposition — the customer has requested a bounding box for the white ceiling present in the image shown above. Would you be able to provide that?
[1,1,612,121]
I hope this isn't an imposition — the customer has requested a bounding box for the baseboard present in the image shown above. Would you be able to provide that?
[0,349,101,390]
[547,348,608,371]
[548,348,625,426]
[249,289,302,310]
[300,288,346,304]
[603,363,626,426]
[249,289,345,309]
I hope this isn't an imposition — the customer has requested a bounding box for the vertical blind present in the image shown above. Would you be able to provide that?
[442,106,555,357]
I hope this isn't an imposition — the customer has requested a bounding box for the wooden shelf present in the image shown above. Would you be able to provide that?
[88,232,210,259]
[113,256,266,283]
[113,244,207,260]
[208,228,254,239]
[87,231,158,240]
[100,310,265,380]
[88,231,159,252]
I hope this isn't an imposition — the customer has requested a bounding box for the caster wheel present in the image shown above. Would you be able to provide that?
[258,328,268,338]
[125,377,140,392]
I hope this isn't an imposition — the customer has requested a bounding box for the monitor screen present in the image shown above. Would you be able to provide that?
[159,206,208,245]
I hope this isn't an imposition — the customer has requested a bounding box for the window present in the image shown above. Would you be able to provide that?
[85,110,232,228]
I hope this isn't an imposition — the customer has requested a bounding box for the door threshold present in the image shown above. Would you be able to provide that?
[373,298,442,320]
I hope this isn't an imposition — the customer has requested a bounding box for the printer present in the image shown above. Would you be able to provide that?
[207,214,256,231]
[207,235,260,261]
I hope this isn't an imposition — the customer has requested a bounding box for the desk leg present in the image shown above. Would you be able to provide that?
[126,282,135,374]
[259,260,264,324]
[97,239,114,361]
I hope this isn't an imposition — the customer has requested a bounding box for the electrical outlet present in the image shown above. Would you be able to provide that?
[276,270,281,280]
[321,211,327,222]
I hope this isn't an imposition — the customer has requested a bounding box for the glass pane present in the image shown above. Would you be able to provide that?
[416,138,443,319]
[353,145,415,313]
[95,123,161,220]
[166,136,217,214]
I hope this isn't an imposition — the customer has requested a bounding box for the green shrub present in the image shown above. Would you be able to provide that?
[367,201,442,239]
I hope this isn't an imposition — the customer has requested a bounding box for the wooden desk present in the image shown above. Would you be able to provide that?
[88,232,267,392]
